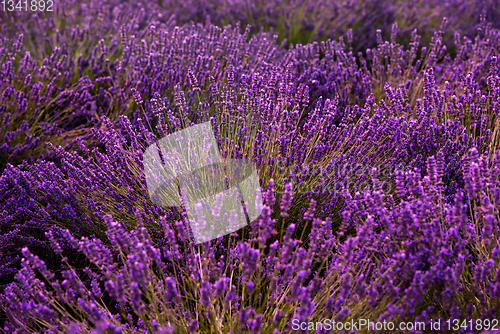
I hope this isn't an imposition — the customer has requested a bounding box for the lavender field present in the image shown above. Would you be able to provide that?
[1,0,500,333]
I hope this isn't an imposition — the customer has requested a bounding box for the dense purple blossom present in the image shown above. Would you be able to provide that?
[1,0,500,332]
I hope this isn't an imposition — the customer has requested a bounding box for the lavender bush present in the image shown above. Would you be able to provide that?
[2,151,500,332]
[2,0,500,332]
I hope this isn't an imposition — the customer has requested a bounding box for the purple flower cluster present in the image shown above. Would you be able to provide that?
[2,154,500,331]
[1,0,500,332]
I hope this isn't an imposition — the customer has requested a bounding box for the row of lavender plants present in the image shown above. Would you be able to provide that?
[5,150,500,333]
[1,0,500,332]
[3,0,500,53]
